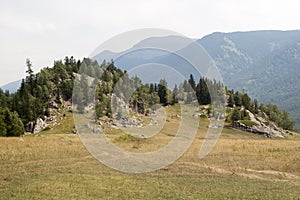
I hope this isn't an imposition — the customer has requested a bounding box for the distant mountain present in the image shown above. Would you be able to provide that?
[93,30,300,129]
[93,35,214,85]
[1,80,21,94]
[198,30,300,83]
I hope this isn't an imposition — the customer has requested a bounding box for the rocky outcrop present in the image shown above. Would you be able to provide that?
[25,122,35,133]
[232,110,287,138]
[33,118,48,133]
[25,118,48,134]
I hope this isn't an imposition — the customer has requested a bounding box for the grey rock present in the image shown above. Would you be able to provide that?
[33,118,48,134]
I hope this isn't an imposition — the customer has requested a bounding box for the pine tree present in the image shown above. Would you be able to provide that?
[241,93,251,109]
[154,83,158,92]
[25,58,35,94]
[234,91,242,107]
[172,84,179,103]
[231,108,241,121]
[149,83,154,93]
[158,79,168,105]
[227,93,235,107]
[0,114,7,136]
[253,99,259,114]
[183,80,189,92]
[188,74,196,90]
[196,78,211,105]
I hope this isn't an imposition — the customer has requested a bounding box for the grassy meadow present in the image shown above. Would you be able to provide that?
[0,106,300,199]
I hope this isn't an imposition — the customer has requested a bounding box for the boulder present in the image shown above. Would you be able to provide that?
[33,118,48,133]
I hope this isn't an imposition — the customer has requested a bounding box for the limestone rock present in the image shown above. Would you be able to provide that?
[232,120,286,138]
[33,118,48,134]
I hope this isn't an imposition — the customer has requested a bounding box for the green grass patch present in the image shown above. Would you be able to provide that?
[42,110,75,135]
[239,120,258,127]
[114,133,139,142]
[42,126,51,132]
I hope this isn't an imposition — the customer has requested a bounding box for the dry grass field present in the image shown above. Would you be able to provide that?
[0,106,299,199]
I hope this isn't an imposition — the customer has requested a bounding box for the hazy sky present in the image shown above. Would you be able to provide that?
[1,0,300,86]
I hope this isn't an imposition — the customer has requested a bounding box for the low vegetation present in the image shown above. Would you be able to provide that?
[239,120,258,127]
[0,106,299,199]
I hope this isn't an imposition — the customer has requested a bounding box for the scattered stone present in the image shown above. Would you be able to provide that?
[171,114,181,118]
[149,119,158,126]
[208,123,223,128]
[162,167,169,170]
[193,113,202,118]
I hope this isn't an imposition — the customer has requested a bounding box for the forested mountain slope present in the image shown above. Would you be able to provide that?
[199,30,300,129]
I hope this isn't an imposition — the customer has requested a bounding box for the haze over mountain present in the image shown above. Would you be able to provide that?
[93,30,300,129]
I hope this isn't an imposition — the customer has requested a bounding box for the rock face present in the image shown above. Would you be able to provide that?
[25,122,35,133]
[33,118,48,133]
[232,110,286,138]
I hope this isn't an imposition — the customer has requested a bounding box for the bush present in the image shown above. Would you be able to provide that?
[231,108,241,121]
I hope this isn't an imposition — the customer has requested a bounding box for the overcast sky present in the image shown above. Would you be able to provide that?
[1,0,300,86]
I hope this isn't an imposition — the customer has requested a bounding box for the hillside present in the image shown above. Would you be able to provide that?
[3,31,299,129]
[91,30,300,129]
[199,30,300,129]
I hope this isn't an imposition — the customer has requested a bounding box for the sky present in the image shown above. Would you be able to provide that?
[0,0,300,86]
